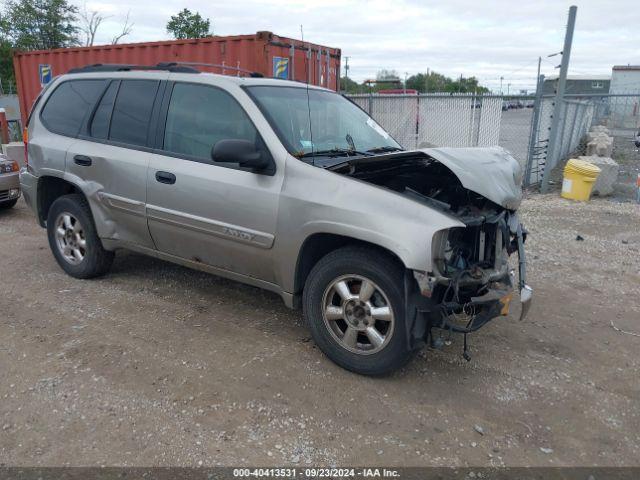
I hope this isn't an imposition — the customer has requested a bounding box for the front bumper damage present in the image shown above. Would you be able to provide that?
[515,222,533,321]
[409,215,532,360]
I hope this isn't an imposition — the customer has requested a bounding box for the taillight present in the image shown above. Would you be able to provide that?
[22,127,28,166]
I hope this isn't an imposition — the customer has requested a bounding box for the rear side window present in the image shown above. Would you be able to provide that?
[109,80,159,147]
[163,83,258,161]
[90,81,119,139]
[40,80,106,137]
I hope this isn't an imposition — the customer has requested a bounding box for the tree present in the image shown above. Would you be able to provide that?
[375,69,400,82]
[79,5,106,47]
[111,11,133,45]
[0,38,15,92]
[405,71,490,94]
[79,6,133,47]
[1,0,79,50]
[340,76,361,94]
[166,9,211,40]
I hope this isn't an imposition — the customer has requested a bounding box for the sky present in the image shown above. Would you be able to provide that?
[79,0,639,92]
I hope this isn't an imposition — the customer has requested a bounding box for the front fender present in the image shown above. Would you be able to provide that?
[275,159,464,293]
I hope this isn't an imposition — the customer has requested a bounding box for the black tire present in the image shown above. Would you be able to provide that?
[303,245,413,375]
[46,194,114,279]
[0,199,18,209]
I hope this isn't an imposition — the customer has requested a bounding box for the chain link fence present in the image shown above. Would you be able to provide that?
[526,93,640,187]
[347,92,535,169]
[347,91,640,190]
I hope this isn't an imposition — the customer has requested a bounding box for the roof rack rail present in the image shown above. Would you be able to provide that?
[161,61,263,77]
[68,63,200,74]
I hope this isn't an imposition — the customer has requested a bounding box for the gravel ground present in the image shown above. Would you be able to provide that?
[0,195,639,467]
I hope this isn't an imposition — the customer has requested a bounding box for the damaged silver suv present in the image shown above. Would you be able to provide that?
[20,64,532,375]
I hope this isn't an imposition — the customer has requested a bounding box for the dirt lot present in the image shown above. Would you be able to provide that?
[1,195,639,467]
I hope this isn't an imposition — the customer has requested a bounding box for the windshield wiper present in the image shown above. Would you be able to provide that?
[366,146,404,154]
[297,148,373,159]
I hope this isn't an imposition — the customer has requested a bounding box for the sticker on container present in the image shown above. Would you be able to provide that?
[39,64,52,86]
[562,178,572,193]
[272,57,289,79]
[366,117,390,139]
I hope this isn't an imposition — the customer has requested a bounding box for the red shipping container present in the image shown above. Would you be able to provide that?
[13,31,341,126]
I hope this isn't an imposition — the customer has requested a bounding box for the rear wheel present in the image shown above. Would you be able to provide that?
[0,199,17,209]
[303,246,413,375]
[46,194,114,279]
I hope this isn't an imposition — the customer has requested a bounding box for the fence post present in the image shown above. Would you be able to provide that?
[415,95,420,149]
[524,74,545,187]
[541,5,577,193]
[469,92,476,146]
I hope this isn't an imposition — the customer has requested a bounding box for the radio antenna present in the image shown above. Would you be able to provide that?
[301,24,315,166]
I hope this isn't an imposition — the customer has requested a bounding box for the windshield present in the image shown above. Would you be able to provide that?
[245,86,401,159]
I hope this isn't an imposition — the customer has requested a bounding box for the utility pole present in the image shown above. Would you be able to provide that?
[500,76,504,94]
[541,5,577,193]
[344,56,350,79]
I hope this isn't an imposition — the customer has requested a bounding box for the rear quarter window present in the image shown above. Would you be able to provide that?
[108,80,159,147]
[40,80,107,137]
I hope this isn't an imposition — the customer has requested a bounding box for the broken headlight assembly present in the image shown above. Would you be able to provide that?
[415,211,532,360]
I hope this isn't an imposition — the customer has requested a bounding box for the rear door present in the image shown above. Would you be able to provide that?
[66,77,165,248]
[145,80,284,283]
[34,79,106,187]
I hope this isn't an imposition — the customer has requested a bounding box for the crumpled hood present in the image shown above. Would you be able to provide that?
[421,146,523,210]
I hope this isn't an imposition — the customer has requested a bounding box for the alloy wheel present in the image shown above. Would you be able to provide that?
[54,212,87,265]
[321,274,395,355]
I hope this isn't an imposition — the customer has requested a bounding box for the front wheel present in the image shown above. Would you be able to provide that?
[303,246,413,375]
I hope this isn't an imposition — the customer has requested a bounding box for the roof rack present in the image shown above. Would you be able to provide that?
[68,63,200,74]
[67,62,267,78]
[168,61,263,77]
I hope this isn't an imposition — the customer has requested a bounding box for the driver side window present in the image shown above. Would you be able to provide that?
[163,83,258,161]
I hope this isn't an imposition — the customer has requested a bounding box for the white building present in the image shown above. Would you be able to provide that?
[609,66,640,128]
[610,65,640,94]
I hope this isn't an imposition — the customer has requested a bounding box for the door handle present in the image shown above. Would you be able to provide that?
[73,155,92,166]
[155,171,176,185]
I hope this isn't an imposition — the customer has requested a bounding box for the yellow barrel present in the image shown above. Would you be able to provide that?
[561,159,601,201]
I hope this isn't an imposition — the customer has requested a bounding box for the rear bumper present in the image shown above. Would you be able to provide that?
[18,168,37,213]
[0,171,20,203]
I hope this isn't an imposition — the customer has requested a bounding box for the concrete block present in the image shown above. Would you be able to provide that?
[2,142,25,168]
[586,131,612,142]
[578,155,619,196]
[586,138,613,157]
[590,125,610,136]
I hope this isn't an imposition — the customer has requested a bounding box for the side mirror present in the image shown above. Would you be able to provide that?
[211,139,270,172]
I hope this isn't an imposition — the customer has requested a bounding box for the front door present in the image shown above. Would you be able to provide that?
[145,82,283,283]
